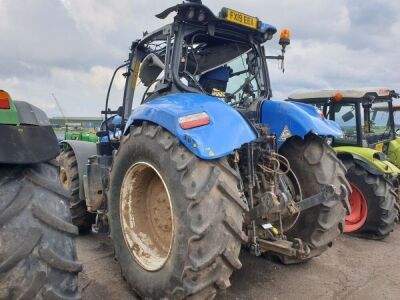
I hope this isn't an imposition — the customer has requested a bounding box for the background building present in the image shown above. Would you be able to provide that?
[50,117,103,129]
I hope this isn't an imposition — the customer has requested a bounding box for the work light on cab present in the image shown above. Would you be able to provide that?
[332,92,343,102]
[179,112,210,129]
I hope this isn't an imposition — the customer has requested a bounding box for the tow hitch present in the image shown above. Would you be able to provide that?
[296,184,348,211]
[248,184,348,259]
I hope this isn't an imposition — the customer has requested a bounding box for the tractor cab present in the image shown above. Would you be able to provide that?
[393,104,400,134]
[115,1,289,127]
[289,88,399,151]
[374,103,400,136]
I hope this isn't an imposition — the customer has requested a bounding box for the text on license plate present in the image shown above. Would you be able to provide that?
[225,9,258,30]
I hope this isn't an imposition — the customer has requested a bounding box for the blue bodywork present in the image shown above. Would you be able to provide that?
[261,100,343,147]
[124,93,257,159]
[123,94,343,159]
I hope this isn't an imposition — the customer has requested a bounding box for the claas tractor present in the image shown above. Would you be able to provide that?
[289,88,400,239]
[0,90,81,299]
[59,1,350,298]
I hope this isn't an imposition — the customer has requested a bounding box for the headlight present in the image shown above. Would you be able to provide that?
[326,137,334,145]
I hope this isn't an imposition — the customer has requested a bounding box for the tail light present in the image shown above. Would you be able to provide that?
[179,112,210,129]
[0,90,10,109]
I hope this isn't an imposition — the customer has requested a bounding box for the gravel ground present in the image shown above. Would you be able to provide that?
[77,229,400,300]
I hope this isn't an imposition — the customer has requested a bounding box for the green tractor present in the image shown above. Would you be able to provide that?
[288,88,400,239]
[0,90,81,299]
[57,122,99,233]
[64,122,98,143]
[57,123,98,233]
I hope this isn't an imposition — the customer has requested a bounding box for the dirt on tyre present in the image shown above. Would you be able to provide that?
[278,134,351,264]
[58,149,95,233]
[341,158,396,239]
[108,122,248,299]
[0,162,81,300]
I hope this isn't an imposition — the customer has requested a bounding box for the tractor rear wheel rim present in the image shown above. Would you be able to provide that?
[60,167,69,190]
[344,183,368,232]
[120,162,174,271]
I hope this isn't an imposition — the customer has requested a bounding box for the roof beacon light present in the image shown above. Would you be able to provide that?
[279,28,291,46]
[179,112,210,129]
[332,92,343,102]
[275,28,291,73]
[0,90,11,109]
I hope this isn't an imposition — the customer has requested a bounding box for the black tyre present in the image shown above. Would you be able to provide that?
[341,159,396,239]
[58,149,95,233]
[278,134,350,264]
[391,177,400,222]
[108,122,248,299]
[0,162,81,300]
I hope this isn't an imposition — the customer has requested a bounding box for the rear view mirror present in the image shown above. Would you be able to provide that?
[342,111,355,122]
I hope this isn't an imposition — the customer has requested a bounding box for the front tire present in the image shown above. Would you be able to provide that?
[279,135,350,263]
[0,162,81,300]
[342,159,396,239]
[108,122,248,299]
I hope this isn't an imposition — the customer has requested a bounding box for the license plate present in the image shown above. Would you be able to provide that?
[375,143,384,152]
[225,9,258,30]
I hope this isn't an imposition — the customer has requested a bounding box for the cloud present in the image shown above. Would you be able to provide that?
[0,0,399,116]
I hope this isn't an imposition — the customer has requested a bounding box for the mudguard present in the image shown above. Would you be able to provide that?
[387,138,400,167]
[260,100,342,148]
[0,101,60,164]
[61,140,97,200]
[335,146,400,175]
[124,93,256,160]
[0,125,59,164]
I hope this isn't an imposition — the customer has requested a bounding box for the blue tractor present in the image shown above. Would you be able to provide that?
[60,1,350,298]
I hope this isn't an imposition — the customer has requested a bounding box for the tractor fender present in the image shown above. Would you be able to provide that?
[124,93,257,160]
[61,140,97,200]
[335,146,400,175]
[0,101,60,164]
[260,100,342,148]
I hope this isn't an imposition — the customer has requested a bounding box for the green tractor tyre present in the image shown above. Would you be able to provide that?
[341,158,396,239]
[0,90,81,299]
[58,148,96,233]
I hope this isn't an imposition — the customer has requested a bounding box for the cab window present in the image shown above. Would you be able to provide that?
[333,103,358,145]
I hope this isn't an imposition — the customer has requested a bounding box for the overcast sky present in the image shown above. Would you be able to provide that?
[0,0,399,117]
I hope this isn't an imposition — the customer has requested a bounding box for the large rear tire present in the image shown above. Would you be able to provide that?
[108,122,248,299]
[278,135,350,264]
[391,177,400,222]
[58,149,95,233]
[342,159,396,239]
[0,162,81,300]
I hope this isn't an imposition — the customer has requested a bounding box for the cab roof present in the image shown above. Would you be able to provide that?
[142,2,277,46]
[288,88,395,102]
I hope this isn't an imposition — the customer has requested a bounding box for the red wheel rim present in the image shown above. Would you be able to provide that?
[344,183,368,232]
